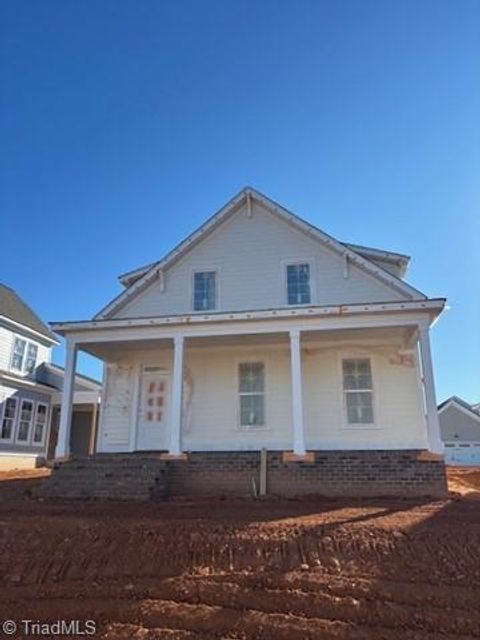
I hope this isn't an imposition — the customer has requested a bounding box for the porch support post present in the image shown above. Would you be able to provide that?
[55,339,77,459]
[169,335,184,456]
[289,329,306,456]
[88,394,100,456]
[418,324,443,454]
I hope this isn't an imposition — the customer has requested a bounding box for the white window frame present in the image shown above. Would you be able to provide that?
[190,267,220,312]
[32,402,49,446]
[15,398,35,444]
[10,336,27,372]
[282,258,316,307]
[338,354,379,430]
[10,336,39,374]
[236,359,268,431]
[25,343,39,374]
[0,396,18,443]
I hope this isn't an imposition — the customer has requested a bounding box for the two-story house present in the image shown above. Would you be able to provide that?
[0,284,101,469]
[49,188,447,497]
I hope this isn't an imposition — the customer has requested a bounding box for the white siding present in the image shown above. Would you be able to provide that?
[99,363,137,452]
[97,336,427,453]
[0,327,12,371]
[439,404,480,442]
[114,201,408,319]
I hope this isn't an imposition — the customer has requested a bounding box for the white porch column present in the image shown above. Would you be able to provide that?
[169,335,184,456]
[418,324,443,454]
[55,339,77,459]
[289,329,306,456]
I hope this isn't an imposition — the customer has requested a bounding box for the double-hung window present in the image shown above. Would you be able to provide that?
[11,338,26,371]
[33,403,48,444]
[193,271,216,311]
[17,400,34,442]
[1,398,17,440]
[342,358,374,425]
[238,362,265,428]
[286,263,311,305]
[25,343,38,373]
[11,338,38,373]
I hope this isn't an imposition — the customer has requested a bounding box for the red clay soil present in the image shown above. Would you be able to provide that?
[0,468,479,639]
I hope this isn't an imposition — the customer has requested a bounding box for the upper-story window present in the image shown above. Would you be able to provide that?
[11,338,26,371]
[25,343,38,373]
[193,271,216,311]
[11,337,38,373]
[342,358,374,425]
[286,263,311,305]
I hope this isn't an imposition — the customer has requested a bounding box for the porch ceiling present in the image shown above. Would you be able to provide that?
[78,325,414,360]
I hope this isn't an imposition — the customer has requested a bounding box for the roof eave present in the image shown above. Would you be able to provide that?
[52,298,446,337]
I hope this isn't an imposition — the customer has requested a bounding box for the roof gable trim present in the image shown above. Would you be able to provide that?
[96,187,427,320]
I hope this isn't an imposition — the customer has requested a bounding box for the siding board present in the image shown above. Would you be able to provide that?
[113,202,409,319]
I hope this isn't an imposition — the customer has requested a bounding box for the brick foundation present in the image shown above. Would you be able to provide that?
[168,450,448,498]
[39,449,447,500]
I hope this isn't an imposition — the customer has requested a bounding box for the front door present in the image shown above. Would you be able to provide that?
[136,371,169,451]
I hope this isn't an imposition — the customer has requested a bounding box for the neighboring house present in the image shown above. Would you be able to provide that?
[0,284,101,469]
[439,396,480,466]
[50,187,447,497]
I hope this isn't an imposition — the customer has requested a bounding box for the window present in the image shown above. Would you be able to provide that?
[32,403,48,444]
[342,358,374,425]
[193,271,216,311]
[1,398,17,440]
[11,338,26,371]
[25,343,38,373]
[11,338,39,373]
[238,362,265,428]
[17,400,34,442]
[287,263,311,305]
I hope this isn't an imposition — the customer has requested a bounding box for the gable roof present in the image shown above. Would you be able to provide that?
[95,187,427,320]
[438,396,480,423]
[0,283,57,343]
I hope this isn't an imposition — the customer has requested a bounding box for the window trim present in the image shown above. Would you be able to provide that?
[0,396,18,443]
[25,343,39,374]
[190,266,220,312]
[236,359,268,431]
[15,398,35,444]
[282,257,316,307]
[338,354,379,430]
[32,402,49,446]
[10,336,27,372]
[10,335,39,374]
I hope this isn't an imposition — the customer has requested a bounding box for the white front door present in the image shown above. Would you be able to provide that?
[136,371,170,451]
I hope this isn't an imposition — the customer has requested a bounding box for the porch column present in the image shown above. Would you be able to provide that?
[289,329,306,456]
[418,324,443,454]
[169,335,184,456]
[88,393,100,455]
[55,339,77,459]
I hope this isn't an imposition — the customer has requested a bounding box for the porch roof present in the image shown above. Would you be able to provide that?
[51,298,445,338]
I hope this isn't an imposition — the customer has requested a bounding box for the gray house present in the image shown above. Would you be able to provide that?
[438,396,480,465]
[0,284,101,469]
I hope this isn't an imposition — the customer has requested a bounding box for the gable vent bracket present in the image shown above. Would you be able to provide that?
[246,192,253,218]
[158,270,165,292]
[343,253,350,279]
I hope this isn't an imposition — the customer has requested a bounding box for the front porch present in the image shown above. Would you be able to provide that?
[52,302,445,466]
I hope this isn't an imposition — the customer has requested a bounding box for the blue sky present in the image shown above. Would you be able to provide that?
[1,0,479,402]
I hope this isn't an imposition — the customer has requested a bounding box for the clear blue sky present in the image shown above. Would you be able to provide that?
[1,0,479,403]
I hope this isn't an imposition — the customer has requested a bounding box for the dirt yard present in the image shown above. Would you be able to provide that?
[0,468,479,639]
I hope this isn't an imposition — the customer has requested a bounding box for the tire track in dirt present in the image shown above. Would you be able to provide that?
[2,485,480,639]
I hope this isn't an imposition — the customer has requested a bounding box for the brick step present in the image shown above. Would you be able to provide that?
[37,456,168,501]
